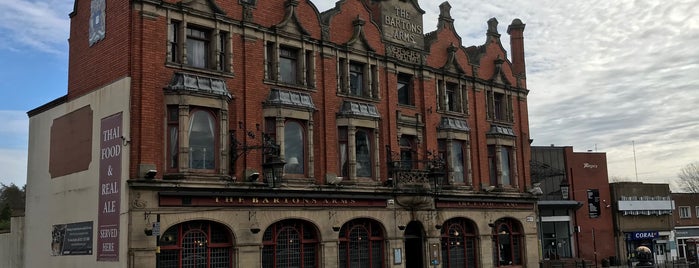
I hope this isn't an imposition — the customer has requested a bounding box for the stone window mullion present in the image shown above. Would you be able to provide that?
[466,141,473,186]
[373,128,380,181]
[276,117,285,160]
[348,125,357,180]
[511,145,518,188]
[179,105,190,171]
[307,118,314,178]
[495,144,503,187]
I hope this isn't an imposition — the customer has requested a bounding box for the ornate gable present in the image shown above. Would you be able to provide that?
[344,16,376,52]
[178,0,225,15]
[273,0,310,36]
[441,44,465,75]
[491,56,511,85]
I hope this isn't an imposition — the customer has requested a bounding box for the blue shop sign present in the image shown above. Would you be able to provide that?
[626,231,659,240]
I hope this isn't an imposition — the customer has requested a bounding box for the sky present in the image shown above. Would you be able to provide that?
[0,0,697,190]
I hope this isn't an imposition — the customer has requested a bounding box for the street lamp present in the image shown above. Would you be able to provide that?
[263,156,285,188]
[429,156,446,193]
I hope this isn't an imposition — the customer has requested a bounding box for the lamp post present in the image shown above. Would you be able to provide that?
[429,155,446,194]
[263,156,285,188]
[430,166,445,194]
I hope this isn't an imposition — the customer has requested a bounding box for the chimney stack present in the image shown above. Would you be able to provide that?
[507,19,526,87]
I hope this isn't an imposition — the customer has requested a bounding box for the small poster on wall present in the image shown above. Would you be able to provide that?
[587,189,601,218]
[51,221,93,256]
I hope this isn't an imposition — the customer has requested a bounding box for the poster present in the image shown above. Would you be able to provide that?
[587,189,600,218]
[51,221,93,256]
[97,113,122,261]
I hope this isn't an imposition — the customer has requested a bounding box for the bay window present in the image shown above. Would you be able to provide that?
[165,73,231,177]
[338,124,378,180]
[263,89,316,180]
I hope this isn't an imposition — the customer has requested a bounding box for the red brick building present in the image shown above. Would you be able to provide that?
[531,146,616,266]
[25,0,537,267]
[672,193,699,262]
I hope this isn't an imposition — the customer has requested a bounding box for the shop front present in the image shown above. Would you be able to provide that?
[676,228,699,263]
[625,231,670,264]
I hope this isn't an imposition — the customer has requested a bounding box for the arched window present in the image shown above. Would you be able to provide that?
[441,218,478,268]
[284,121,304,175]
[338,219,385,268]
[262,220,319,268]
[492,218,523,266]
[158,221,234,268]
[188,109,216,170]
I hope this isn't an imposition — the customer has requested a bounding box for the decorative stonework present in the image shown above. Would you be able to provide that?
[386,44,424,65]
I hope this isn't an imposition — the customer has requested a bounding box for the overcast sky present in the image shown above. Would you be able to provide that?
[1,0,697,190]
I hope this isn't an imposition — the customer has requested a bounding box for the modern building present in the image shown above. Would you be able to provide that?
[25,0,537,267]
[531,146,615,267]
[672,192,699,263]
[610,182,674,265]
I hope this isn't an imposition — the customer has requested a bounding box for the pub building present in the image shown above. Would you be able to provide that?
[24,0,537,267]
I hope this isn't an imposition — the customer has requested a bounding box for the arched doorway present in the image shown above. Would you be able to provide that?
[404,221,425,268]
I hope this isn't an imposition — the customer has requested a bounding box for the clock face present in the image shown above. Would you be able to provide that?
[89,0,106,46]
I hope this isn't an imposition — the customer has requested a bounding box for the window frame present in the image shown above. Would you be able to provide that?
[283,119,306,176]
[355,128,373,178]
[187,108,218,172]
[441,218,478,268]
[164,91,229,177]
[338,219,385,268]
[338,57,379,99]
[492,219,523,267]
[449,140,466,184]
[265,41,315,88]
[436,78,467,114]
[337,125,378,181]
[680,206,691,218]
[487,143,515,188]
[158,220,234,268]
[445,82,458,112]
[167,19,231,73]
[399,135,417,170]
[397,73,413,106]
[186,26,211,69]
[262,220,319,268]
[486,89,513,123]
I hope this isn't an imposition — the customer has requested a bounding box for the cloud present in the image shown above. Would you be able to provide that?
[0,148,27,187]
[0,111,29,149]
[0,0,72,54]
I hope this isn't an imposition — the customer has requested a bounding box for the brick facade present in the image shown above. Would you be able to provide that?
[30,0,537,267]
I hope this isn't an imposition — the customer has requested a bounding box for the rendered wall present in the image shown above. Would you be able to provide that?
[0,216,24,268]
[24,78,131,268]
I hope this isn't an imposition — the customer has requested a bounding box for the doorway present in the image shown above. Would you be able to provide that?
[404,221,425,268]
